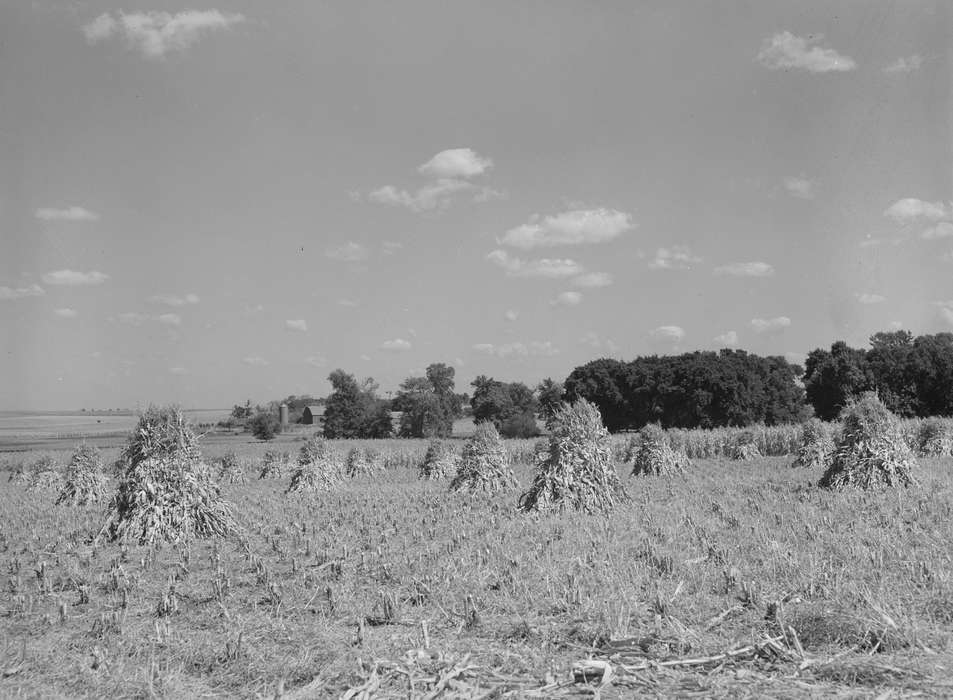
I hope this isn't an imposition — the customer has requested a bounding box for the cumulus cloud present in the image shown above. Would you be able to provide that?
[571,272,614,288]
[42,270,109,285]
[856,293,885,304]
[242,356,269,366]
[169,366,188,375]
[757,31,856,73]
[714,261,775,277]
[0,284,45,300]
[922,222,953,240]
[381,338,411,351]
[473,341,558,358]
[884,55,922,75]
[580,332,620,354]
[305,355,327,367]
[35,206,99,222]
[884,198,947,223]
[418,148,492,179]
[751,316,791,333]
[500,208,633,249]
[148,293,199,306]
[713,330,738,347]
[552,291,582,306]
[649,246,701,270]
[486,249,583,278]
[156,313,181,326]
[369,148,497,213]
[783,176,815,200]
[53,308,78,318]
[380,241,403,255]
[504,309,519,322]
[338,298,359,307]
[325,242,369,262]
[286,319,308,332]
[650,325,685,343]
[82,10,245,59]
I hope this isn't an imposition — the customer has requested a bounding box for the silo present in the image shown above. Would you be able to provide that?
[279,403,289,427]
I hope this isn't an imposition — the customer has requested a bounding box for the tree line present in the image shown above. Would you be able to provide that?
[240,329,953,439]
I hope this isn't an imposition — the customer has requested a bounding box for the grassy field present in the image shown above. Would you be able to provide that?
[0,431,951,698]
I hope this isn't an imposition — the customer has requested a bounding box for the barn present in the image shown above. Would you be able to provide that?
[302,404,324,425]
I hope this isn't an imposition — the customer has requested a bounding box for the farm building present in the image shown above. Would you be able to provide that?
[302,405,324,425]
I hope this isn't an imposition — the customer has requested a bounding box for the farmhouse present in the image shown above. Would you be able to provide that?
[302,404,324,425]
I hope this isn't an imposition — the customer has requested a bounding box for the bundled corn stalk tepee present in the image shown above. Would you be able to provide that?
[631,423,689,477]
[418,439,459,480]
[791,418,833,468]
[819,392,918,489]
[519,399,626,514]
[99,406,237,545]
[726,430,761,460]
[916,418,953,457]
[344,447,379,478]
[287,436,340,493]
[449,423,515,493]
[258,450,290,479]
[217,451,246,484]
[28,456,62,491]
[56,444,108,505]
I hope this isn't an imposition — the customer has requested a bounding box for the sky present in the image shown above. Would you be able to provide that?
[1,1,951,410]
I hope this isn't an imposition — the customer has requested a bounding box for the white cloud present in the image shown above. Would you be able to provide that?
[855,293,885,304]
[751,316,791,333]
[939,307,953,328]
[338,298,359,307]
[884,198,947,223]
[757,31,856,73]
[649,246,701,270]
[713,330,738,347]
[169,366,188,375]
[650,325,685,343]
[500,208,633,249]
[504,309,519,322]
[42,270,109,285]
[0,284,45,300]
[242,356,269,366]
[35,206,99,222]
[552,290,582,306]
[580,332,620,354]
[714,261,775,277]
[884,55,922,75]
[486,249,582,278]
[381,338,411,351]
[113,312,148,325]
[286,319,308,332]
[380,241,403,255]
[922,222,953,240]
[783,176,815,200]
[148,293,199,306]
[571,272,614,288]
[156,313,181,326]
[472,341,558,358]
[305,355,327,368]
[83,10,246,59]
[417,148,492,179]
[54,308,78,318]
[325,242,369,262]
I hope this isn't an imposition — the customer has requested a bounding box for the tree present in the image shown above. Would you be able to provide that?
[470,376,539,435]
[536,378,565,429]
[249,410,281,441]
[803,342,872,420]
[322,370,392,438]
[396,363,462,437]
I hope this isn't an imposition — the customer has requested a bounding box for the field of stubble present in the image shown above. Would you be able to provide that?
[0,437,951,698]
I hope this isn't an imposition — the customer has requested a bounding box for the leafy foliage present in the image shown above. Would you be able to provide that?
[322,370,393,438]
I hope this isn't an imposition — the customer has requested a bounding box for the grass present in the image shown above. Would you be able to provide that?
[0,435,951,697]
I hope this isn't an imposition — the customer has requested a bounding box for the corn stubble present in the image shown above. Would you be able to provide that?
[819,393,918,490]
[519,399,626,514]
[99,406,237,545]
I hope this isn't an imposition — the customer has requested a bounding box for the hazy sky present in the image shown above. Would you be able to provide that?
[2,1,951,410]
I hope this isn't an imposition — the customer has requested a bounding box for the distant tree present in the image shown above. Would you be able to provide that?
[470,376,539,431]
[500,410,540,438]
[249,410,281,441]
[395,363,462,438]
[536,378,564,428]
[803,342,873,420]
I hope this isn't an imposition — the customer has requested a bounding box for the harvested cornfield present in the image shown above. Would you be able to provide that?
[218,451,246,484]
[418,439,458,480]
[519,399,626,514]
[287,436,340,493]
[791,418,833,469]
[55,444,108,505]
[725,430,762,460]
[344,447,378,478]
[819,393,918,490]
[916,418,953,457]
[99,406,237,545]
[258,451,290,479]
[449,423,515,493]
[631,423,690,477]
[28,456,62,491]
